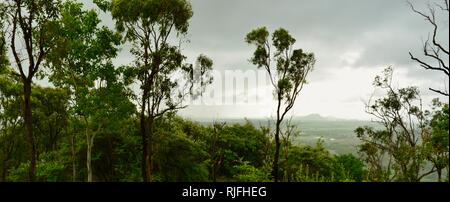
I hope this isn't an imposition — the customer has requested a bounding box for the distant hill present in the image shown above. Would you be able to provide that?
[293,114,359,122]
[295,114,333,121]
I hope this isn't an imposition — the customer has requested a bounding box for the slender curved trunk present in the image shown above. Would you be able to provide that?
[71,134,76,181]
[147,116,154,182]
[144,56,160,182]
[140,90,149,182]
[86,125,91,182]
[437,169,442,182]
[141,39,151,182]
[273,121,281,182]
[272,95,282,182]
[86,134,92,182]
[84,118,93,182]
[23,80,36,182]
[1,159,7,181]
[284,137,290,182]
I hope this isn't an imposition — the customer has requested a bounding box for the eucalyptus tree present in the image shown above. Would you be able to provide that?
[96,0,213,182]
[46,1,135,182]
[0,0,61,181]
[425,99,449,182]
[356,67,435,182]
[245,27,315,182]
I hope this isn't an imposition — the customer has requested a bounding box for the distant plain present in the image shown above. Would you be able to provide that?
[195,114,383,155]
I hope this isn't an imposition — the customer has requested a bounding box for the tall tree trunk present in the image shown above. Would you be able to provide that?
[140,90,149,182]
[147,116,154,182]
[212,164,216,182]
[84,119,93,182]
[272,94,283,182]
[1,160,7,181]
[447,167,449,182]
[71,134,76,181]
[23,80,36,182]
[284,139,290,182]
[273,120,281,182]
[437,169,442,182]
[86,133,92,182]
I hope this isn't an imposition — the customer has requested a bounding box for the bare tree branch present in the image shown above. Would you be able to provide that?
[408,1,449,55]
[429,87,449,96]
[408,0,449,96]
[10,9,26,80]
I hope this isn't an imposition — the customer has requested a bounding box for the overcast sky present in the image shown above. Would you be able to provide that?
[84,0,449,120]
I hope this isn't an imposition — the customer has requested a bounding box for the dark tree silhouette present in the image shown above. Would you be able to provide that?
[246,27,315,182]
[1,0,61,181]
[408,0,449,97]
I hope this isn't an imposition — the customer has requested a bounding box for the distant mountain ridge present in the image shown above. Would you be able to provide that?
[295,113,331,121]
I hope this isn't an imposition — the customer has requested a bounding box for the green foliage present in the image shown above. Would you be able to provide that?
[111,0,193,38]
[47,0,121,90]
[423,99,449,182]
[45,0,135,182]
[8,151,67,182]
[0,25,6,70]
[332,154,365,182]
[245,27,315,99]
[429,99,449,153]
[90,117,141,181]
[204,121,270,180]
[187,54,214,98]
[245,27,270,68]
[283,141,334,181]
[1,68,71,181]
[232,162,270,182]
[272,28,296,53]
[32,86,70,152]
[93,0,111,12]
[152,117,210,182]
[356,67,441,182]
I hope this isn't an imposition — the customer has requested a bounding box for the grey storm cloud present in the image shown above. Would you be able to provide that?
[87,0,448,76]
[182,0,448,82]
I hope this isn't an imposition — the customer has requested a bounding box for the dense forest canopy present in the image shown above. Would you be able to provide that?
[0,0,448,182]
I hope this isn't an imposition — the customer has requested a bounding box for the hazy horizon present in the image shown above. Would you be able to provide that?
[181,112,374,122]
